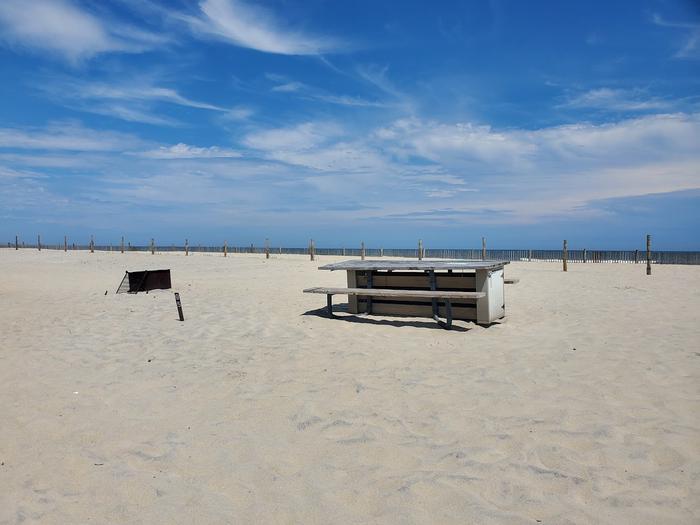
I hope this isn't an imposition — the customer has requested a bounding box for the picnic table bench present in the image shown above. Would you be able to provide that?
[304,287,486,329]
[304,259,510,329]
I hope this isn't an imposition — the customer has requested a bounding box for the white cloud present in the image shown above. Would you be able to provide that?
[243,122,341,151]
[0,122,143,151]
[0,0,166,62]
[184,0,340,55]
[235,112,700,223]
[138,143,242,159]
[375,118,535,165]
[562,88,673,111]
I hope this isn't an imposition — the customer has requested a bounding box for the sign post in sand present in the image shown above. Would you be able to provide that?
[174,293,185,321]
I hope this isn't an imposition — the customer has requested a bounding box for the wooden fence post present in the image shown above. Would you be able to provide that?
[309,239,315,261]
[250,243,254,254]
[120,236,124,254]
[528,249,532,261]
[64,236,67,252]
[150,238,155,255]
[15,235,18,250]
[634,249,639,263]
[185,239,189,256]
[265,238,270,259]
[646,234,651,275]
[482,237,486,260]
[224,240,227,257]
[90,235,94,253]
[361,241,365,260]
[582,248,587,263]
[418,239,423,260]
[37,235,41,251]
[563,240,568,272]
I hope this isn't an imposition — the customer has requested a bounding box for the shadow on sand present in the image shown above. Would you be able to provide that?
[302,302,473,332]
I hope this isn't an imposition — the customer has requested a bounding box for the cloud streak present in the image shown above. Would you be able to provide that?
[561,88,674,112]
[184,0,341,55]
[0,122,144,151]
[37,78,227,126]
[269,77,386,108]
[651,13,700,59]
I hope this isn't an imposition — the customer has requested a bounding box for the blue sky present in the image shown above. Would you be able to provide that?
[1,0,699,249]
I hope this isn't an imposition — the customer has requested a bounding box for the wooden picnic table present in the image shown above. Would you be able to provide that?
[317,259,509,325]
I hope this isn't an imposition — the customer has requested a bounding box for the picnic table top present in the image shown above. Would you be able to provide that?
[318,259,509,272]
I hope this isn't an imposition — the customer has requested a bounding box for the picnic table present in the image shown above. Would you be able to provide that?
[304,259,509,328]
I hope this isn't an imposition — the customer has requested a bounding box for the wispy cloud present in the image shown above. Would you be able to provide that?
[268,76,386,107]
[651,13,700,59]
[137,143,242,159]
[356,65,414,112]
[0,0,167,63]
[271,81,304,93]
[0,122,144,151]
[0,166,44,179]
[561,88,674,112]
[65,81,224,110]
[182,0,341,55]
[38,78,226,125]
[242,122,341,151]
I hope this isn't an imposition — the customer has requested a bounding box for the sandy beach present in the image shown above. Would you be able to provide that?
[1,249,698,524]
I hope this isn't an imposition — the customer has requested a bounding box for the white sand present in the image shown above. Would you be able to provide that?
[1,249,699,524]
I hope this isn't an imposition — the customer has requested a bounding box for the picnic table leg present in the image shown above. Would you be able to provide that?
[366,271,373,314]
[347,270,358,313]
[326,294,333,317]
[445,300,452,330]
[429,270,438,317]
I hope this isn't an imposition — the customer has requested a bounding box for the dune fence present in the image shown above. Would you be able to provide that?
[6,235,700,266]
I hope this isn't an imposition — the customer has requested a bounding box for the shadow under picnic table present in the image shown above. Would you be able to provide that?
[301,304,473,332]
